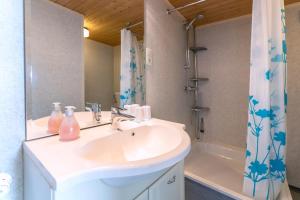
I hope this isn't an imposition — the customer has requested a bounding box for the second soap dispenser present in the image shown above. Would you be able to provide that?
[48,102,63,134]
[59,106,80,141]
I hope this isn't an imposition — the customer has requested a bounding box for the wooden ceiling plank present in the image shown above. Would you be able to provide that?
[50,0,300,46]
[50,0,144,46]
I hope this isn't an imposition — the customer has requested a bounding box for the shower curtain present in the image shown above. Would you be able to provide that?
[243,0,287,199]
[120,29,145,107]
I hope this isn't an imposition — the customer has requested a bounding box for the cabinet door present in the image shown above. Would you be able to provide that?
[135,189,148,200]
[149,162,184,200]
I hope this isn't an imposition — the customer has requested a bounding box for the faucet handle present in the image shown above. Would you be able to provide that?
[85,107,93,112]
[111,116,134,130]
[95,103,101,112]
[111,106,126,114]
[111,106,135,119]
[86,102,101,112]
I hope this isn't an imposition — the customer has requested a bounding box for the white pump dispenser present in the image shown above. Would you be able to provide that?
[48,102,63,134]
[53,102,61,111]
[65,106,76,116]
[59,106,80,141]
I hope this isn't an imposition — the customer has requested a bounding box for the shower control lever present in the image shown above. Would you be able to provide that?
[200,117,205,133]
[186,86,197,91]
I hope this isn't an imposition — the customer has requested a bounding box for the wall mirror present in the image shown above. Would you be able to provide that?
[25,0,144,140]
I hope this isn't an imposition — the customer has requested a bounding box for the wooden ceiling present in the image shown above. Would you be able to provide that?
[50,0,300,46]
[169,0,300,27]
[50,0,144,46]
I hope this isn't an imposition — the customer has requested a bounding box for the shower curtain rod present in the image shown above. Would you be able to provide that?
[125,21,143,30]
[166,0,206,14]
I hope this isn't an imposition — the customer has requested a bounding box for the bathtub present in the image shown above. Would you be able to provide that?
[184,142,293,200]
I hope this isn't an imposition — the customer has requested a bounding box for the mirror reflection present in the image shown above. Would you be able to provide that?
[25,0,144,140]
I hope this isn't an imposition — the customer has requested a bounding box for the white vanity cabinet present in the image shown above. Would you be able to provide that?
[149,161,184,200]
[135,190,149,200]
[134,161,184,200]
[24,152,184,200]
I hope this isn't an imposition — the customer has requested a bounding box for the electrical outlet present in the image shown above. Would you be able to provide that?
[0,173,12,198]
[146,48,153,66]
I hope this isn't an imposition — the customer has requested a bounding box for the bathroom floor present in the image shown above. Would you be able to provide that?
[290,186,300,200]
[185,178,234,200]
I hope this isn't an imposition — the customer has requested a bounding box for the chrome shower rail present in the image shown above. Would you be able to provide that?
[167,0,206,15]
[125,21,143,30]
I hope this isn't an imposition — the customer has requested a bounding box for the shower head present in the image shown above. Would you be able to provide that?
[186,14,204,31]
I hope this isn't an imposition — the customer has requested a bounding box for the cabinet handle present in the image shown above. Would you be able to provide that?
[167,175,176,184]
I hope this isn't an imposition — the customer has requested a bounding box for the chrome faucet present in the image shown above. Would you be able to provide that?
[86,102,102,123]
[111,106,135,130]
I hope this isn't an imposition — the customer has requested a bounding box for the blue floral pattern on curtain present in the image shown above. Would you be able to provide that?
[243,0,287,199]
[120,29,145,107]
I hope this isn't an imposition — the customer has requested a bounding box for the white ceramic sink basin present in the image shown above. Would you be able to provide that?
[79,125,182,163]
[24,118,191,190]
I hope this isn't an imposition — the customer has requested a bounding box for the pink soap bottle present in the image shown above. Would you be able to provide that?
[59,106,80,141]
[48,102,63,134]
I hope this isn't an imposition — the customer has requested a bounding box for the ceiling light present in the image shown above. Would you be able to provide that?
[83,27,89,38]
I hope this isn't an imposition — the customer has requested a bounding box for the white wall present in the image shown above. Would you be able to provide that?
[283,3,300,188]
[113,45,121,94]
[145,0,194,135]
[195,16,251,148]
[84,39,114,111]
[0,0,25,199]
[195,3,300,187]
[26,0,84,119]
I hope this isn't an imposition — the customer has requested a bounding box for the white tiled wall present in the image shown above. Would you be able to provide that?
[84,39,114,110]
[26,0,84,119]
[195,16,251,148]
[144,0,194,136]
[0,0,26,199]
[113,45,121,94]
[284,3,300,188]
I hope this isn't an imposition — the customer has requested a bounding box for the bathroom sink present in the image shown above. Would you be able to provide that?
[24,118,191,190]
[79,125,182,163]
